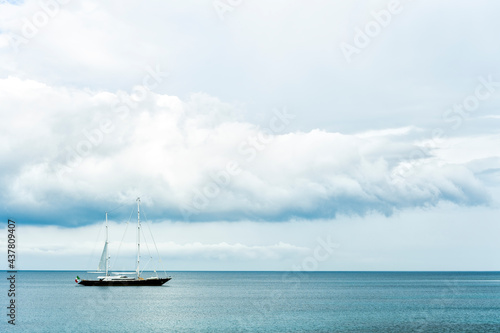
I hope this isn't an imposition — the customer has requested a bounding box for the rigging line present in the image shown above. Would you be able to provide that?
[139,257,152,276]
[138,215,152,276]
[86,217,106,270]
[140,226,155,274]
[111,205,135,269]
[142,208,167,275]
[140,222,159,277]
[107,202,128,213]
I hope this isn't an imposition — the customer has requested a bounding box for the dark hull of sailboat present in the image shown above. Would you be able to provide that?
[78,278,171,286]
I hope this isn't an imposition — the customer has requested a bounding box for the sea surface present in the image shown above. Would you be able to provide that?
[1,271,500,332]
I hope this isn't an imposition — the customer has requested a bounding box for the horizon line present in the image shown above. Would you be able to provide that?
[2,269,500,273]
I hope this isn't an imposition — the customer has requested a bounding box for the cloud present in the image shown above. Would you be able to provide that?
[2,0,500,135]
[153,241,308,261]
[20,240,307,261]
[0,77,496,225]
[4,208,500,271]
[4,222,311,270]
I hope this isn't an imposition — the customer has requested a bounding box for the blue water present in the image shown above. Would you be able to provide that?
[1,271,500,332]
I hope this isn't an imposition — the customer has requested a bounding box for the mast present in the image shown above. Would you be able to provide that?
[136,197,141,277]
[105,212,109,277]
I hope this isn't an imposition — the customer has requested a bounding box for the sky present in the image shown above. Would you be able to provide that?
[0,0,499,271]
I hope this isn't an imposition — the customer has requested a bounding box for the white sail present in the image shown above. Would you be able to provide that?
[98,243,108,271]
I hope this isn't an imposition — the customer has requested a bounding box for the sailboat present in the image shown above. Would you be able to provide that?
[77,198,171,286]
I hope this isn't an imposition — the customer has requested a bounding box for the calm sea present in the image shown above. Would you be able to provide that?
[1,271,500,332]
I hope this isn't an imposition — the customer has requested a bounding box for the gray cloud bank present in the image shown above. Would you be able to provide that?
[1,77,497,225]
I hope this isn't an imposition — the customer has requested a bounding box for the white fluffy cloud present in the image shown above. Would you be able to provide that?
[0,77,497,225]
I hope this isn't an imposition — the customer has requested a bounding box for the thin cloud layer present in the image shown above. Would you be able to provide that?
[0,77,494,225]
[11,222,311,270]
